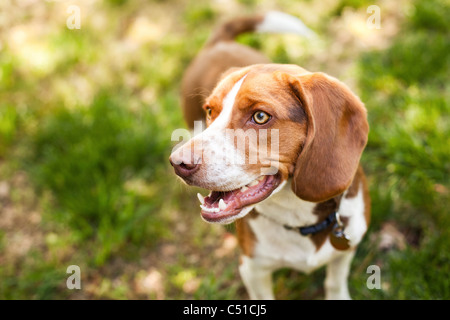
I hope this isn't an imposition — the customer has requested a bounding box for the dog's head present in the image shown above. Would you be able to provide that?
[170,64,369,224]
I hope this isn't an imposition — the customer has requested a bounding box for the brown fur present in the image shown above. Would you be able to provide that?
[205,16,264,47]
[235,209,259,257]
[201,64,311,183]
[311,196,341,250]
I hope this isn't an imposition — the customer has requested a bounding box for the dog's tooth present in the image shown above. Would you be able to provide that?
[248,180,259,187]
[257,176,265,181]
[201,205,216,213]
[219,199,226,210]
[240,186,248,192]
[197,193,205,205]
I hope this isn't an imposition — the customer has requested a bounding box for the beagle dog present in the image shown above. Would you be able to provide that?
[170,12,370,300]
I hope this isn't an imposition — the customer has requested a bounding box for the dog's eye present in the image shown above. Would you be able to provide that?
[206,107,212,119]
[252,111,271,124]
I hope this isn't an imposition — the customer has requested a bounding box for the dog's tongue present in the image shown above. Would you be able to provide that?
[204,189,242,210]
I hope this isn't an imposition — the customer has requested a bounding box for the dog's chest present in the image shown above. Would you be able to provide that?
[252,183,339,273]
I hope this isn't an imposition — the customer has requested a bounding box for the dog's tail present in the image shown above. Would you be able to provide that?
[206,11,315,47]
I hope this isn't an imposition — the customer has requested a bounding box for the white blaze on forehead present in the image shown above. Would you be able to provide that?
[208,74,247,130]
[187,73,253,190]
[202,73,248,168]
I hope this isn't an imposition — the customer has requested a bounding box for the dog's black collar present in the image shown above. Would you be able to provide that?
[283,211,337,236]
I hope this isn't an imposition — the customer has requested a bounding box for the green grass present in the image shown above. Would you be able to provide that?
[354,0,450,299]
[0,106,18,157]
[0,0,448,299]
[28,93,170,265]
[0,244,69,300]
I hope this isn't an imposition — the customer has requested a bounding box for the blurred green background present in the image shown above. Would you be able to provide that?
[0,0,448,299]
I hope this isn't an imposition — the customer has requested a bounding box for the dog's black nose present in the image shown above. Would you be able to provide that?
[169,156,200,179]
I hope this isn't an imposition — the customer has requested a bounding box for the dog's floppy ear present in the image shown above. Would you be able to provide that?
[287,72,369,202]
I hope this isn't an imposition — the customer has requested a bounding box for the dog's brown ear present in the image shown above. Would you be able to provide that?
[287,72,369,202]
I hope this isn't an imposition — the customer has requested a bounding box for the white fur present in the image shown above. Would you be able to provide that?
[240,179,367,300]
[339,183,367,247]
[256,11,316,39]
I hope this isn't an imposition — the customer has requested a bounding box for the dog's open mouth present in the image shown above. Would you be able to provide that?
[198,174,282,224]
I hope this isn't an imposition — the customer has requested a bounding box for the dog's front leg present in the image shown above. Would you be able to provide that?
[324,250,356,300]
[239,255,275,300]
